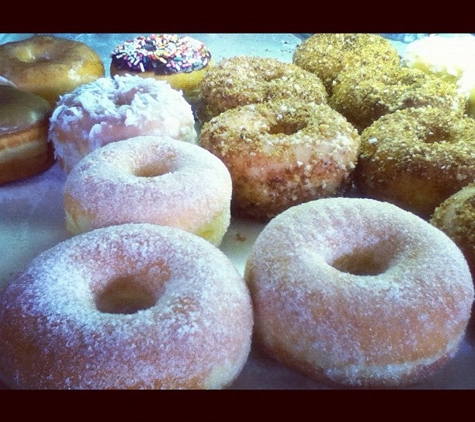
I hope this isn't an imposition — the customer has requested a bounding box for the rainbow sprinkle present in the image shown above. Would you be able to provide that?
[111,34,212,75]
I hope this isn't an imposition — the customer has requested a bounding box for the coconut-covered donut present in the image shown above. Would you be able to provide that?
[0,83,54,185]
[292,33,401,96]
[48,74,197,174]
[354,106,475,217]
[199,100,360,221]
[0,35,104,105]
[110,34,213,104]
[64,136,232,246]
[431,182,475,277]
[244,197,474,388]
[196,56,328,122]
[0,223,253,390]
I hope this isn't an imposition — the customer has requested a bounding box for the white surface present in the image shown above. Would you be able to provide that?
[1,33,474,389]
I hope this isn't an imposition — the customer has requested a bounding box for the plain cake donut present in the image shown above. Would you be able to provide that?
[0,223,253,390]
[244,197,474,388]
[199,100,360,220]
[48,74,197,174]
[64,135,232,246]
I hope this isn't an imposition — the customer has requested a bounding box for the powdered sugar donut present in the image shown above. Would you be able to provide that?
[48,74,197,174]
[0,223,253,389]
[245,197,474,388]
[64,136,232,246]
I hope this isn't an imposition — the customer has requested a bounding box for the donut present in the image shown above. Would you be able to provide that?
[110,34,213,104]
[0,223,253,389]
[292,33,401,96]
[64,135,232,246]
[196,56,328,123]
[244,197,474,388]
[354,106,475,217]
[0,83,54,185]
[0,35,104,105]
[403,34,475,118]
[199,100,360,220]
[48,74,197,174]
[330,65,468,133]
[431,182,475,277]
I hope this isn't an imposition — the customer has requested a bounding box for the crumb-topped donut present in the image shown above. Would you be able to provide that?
[244,197,474,388]
[0,35,104,105]
[110,34,213,103]
[64,136,232,246]
[0,223,253,389]
[48,74,197,174]
[0,84,54,185]
[199,100,360,220]
[196,56,328,122]
[330,65,468,132]
[354,106,475,217]
[292,33,401,96]
[431,182,475,277]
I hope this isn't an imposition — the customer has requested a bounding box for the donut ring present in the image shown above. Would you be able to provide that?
[0,223,253,389]
[244,198,474,388]
[431,182,475,277]
[0,35,104,105]
[64,136,232,246]
[354,106,475,217]
[196,56,328,122]
[199,100,360,220]
[48,74,197,174]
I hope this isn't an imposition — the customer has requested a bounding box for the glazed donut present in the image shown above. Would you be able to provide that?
[330,65,468,133]
[292,33,401,96]
[64,135,232,246]
[403,34,475,118]
[354,106,475,217]
[0,83,54,185]
[199,100,360,220]
[48,74,197,174]
[244,197,474,388]
[110,34,213,104]
[0,35,104,105]
[196,56,328,122]
[431,182,475,277]
[0,223,253,389]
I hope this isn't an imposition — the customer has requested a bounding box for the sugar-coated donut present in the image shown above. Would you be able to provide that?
[0,35,104,105]
[0,83,54,185]
[292,33,401,96]
[355,106,475,217]
[431,182,475,277]
[199,100,360,221]
[244,197,474,388]
[330,66,468,133]
[110,34,213,104]
[0,223,253,389]
[48,74,197,174]
[64,136,232,246]
[196,56,328,123]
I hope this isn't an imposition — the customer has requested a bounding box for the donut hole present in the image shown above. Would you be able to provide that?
[268,121,306,136]
[95,275,158,314]
[133,163,170,178]
[421,127,450,144]
[331,244,392,276]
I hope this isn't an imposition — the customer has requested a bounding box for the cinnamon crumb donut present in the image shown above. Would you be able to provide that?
[0,223,253,389]
[64,136,232,246]
[48,74,197,174]
[292,33,401,96]
[354,106,475,217]
[0,35,104,105]
[196,56,328,122]
[431,182,475,277]
[244,197,474,388]
[199,100,360,220]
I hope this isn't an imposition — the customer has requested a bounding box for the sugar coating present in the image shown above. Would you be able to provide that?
[244,197,474,388]
[0,223,253,389]
[48,74,197,174]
